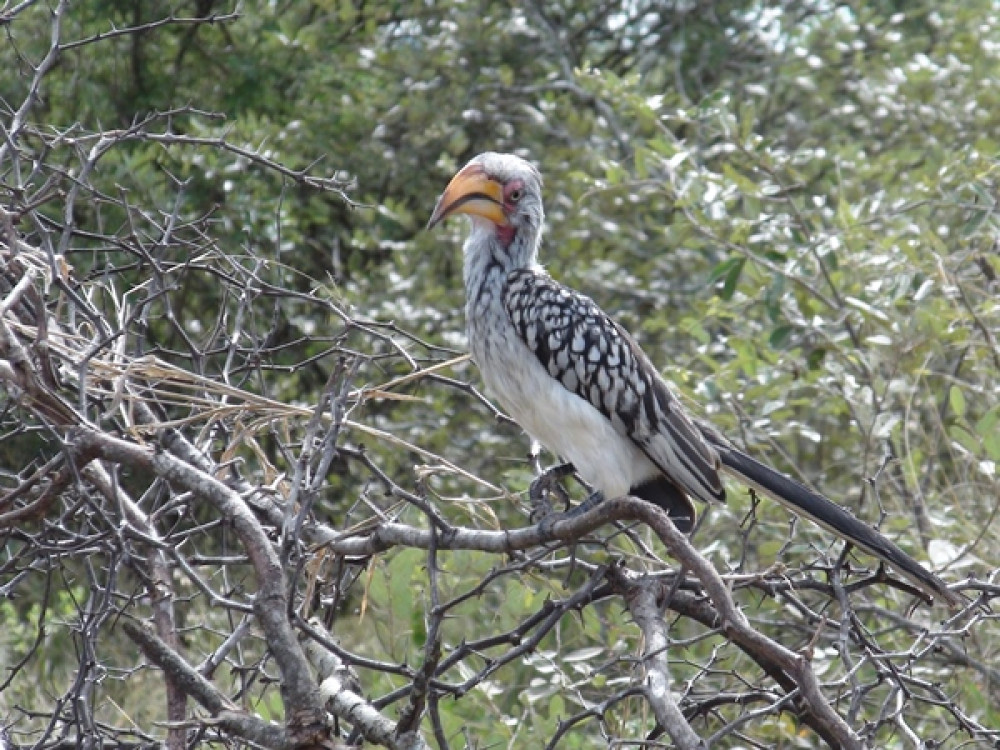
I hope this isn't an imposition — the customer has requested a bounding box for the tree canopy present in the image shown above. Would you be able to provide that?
[1,2,998,748]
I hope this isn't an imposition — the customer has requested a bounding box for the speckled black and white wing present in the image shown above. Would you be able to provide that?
[504,269,725,507]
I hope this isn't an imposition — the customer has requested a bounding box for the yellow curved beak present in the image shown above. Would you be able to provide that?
[426,164,508,230]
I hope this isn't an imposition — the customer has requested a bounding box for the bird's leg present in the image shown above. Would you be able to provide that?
[528,461,575,522]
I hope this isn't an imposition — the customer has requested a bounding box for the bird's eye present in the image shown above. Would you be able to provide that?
[508,188,523,203]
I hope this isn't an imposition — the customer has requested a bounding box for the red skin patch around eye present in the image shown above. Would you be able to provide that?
[496,179,525,246]
[503,178,525,209]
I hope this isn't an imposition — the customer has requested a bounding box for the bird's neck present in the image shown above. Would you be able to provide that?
[462,221,540,303]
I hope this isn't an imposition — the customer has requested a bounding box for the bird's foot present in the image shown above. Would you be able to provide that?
[536,490,606,538]
[529,462,575,523]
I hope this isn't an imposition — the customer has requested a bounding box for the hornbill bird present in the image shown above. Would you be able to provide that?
[427,151,958,606]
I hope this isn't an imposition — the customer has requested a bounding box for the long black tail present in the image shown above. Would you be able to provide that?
[701,430,959,606]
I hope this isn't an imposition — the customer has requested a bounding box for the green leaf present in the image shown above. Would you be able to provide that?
[949,424,979,454]
[739,101,757,144]
[949,385,967,418]
[768,324,794,349]
[975,404,1000,436]
[977,406,1000,460]
[984,431,1000,462]
[765,275,785,322]
[411,606,427,648]
[548,694,565,721]
[722,163,760,196]
[806,347,828,370]
[710,256,746,300]
[962,207,989,236]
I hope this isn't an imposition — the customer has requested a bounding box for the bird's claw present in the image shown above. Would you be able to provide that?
[529,462,575,521]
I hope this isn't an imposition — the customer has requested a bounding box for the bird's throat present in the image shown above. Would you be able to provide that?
[462,222,539,306]
[495,224,516,248]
